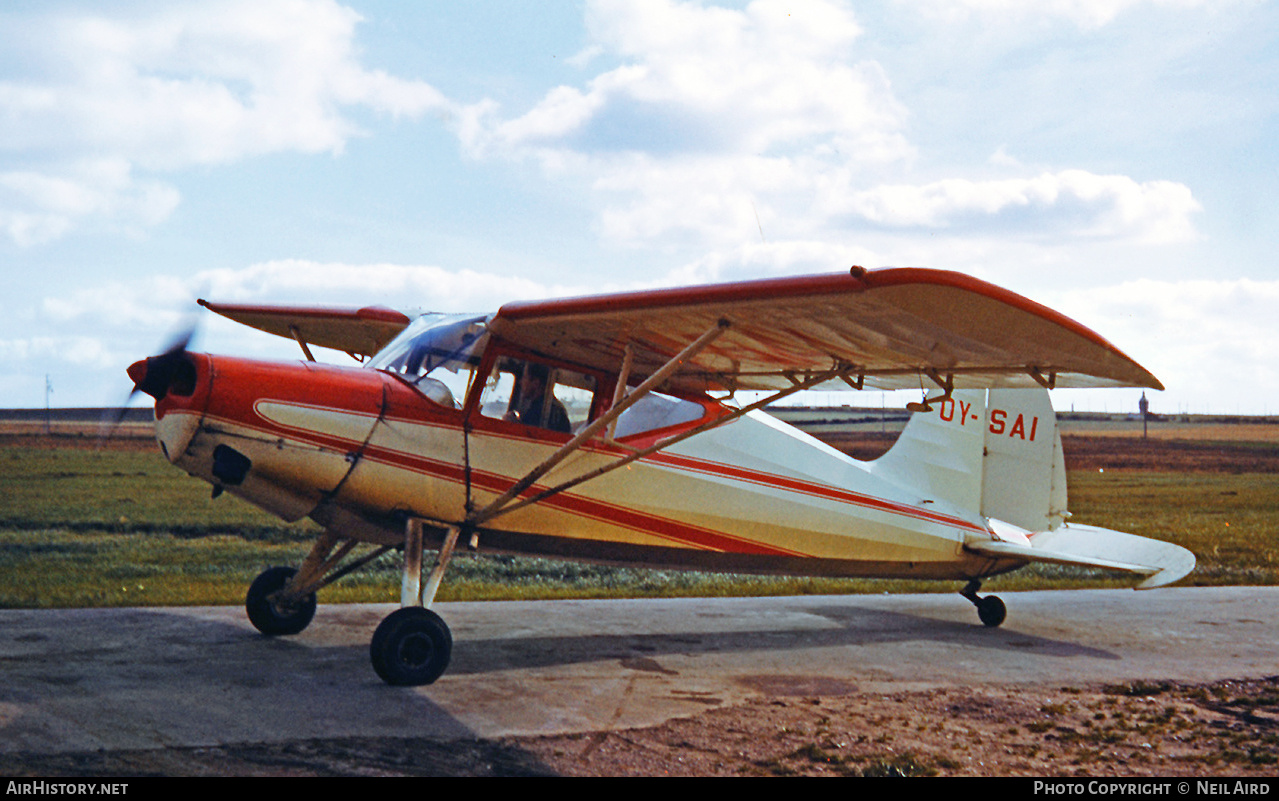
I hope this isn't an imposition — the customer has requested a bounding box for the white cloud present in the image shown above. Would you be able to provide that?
[1,0,450,167]
[657,239,882,286]
[190,260,583,311]
[0,0,452,245]
[457,0,1204,258]
[0,159,180,246]
[1045,277,1279,412]
[37,260,592,339]
[828,170,1201,243]
[456,0,915,248]
[465,0,901,161]
[900,0,1239,29]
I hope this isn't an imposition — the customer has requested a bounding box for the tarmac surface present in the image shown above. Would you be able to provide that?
[1,586,1275,756]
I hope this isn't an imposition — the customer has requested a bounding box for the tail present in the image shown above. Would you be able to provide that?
[870,388,1067,532]
[869,387,1194,588]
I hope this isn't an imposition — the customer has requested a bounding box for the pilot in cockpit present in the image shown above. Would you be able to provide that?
[505,362,571,433]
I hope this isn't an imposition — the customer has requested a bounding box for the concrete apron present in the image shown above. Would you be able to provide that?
[1,586,1275,754]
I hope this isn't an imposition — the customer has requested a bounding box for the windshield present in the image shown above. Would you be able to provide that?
[368,313,489,407]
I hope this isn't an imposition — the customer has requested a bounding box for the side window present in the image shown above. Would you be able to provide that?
[478,357,596,434]
[613,390,707,438]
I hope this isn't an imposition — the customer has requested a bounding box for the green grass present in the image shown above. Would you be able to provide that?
[1,444,1275,609]
[1067,470,1279,586]
[0,445,312,536]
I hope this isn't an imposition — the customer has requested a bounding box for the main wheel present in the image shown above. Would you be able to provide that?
[245,566,317,636]
[977,595,1007,628]
[370,607,453,686]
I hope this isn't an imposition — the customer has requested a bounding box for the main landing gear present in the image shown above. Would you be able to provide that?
[368,520,458,686]
[960,579,1007,628]
[243,523,458,687]
[370,607,452,686]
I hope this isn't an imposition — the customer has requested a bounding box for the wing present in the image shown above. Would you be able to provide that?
[197,300,411,360]
[489,267,1162,393]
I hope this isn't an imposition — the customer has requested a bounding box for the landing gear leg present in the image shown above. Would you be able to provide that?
[370,520,458,686]
[961,580,1007,628]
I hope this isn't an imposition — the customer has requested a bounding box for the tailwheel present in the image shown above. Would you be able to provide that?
[245,566,317,636]
[960,579,1007,628]
[370,607,453,686]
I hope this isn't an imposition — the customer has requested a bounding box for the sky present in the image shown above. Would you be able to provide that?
[1,0,1276,415]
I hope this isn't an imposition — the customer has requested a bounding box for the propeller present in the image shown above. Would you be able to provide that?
[98,310,202,446]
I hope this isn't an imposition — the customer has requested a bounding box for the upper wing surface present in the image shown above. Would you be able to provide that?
[489,268,1162,393]
[197,300,411,360]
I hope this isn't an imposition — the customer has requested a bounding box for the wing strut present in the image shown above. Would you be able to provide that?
[472,358,866,527]
[466,320,731,529]
[604,344,634,445]
[289,325,317,362]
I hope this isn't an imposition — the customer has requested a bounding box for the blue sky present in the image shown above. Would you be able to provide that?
[2,0,1276,415]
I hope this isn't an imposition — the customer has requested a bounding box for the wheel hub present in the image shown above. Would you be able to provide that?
[397,633,434,668]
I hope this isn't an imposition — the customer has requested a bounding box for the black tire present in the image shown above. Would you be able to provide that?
[370,607,453,686]
[245,566,317,636]
[977,595,1007,628]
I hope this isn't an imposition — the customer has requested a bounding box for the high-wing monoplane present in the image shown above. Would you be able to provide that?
[124,267,1194,685]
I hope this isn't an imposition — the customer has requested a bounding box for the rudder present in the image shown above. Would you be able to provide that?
[981,388,1067,532]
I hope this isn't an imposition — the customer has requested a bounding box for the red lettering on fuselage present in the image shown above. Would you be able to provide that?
[989,409,1006,435]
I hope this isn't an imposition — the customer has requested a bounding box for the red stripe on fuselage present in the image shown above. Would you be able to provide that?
[195,409,796,555]
[189,355,978,555]
[638,450,989,534]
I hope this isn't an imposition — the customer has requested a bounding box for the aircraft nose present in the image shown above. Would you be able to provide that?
[126,358,148,389]
[126,350,198,401]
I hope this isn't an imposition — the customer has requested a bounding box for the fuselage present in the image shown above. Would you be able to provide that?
[140,347,1006,582]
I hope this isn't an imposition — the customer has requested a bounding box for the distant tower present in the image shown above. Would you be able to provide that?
[1139,392,1149,439]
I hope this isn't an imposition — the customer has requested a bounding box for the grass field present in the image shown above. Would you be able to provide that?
[1,426,1276,609]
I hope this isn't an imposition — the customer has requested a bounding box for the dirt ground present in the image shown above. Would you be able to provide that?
[3,426,1276,777]
[4,676,1277,777]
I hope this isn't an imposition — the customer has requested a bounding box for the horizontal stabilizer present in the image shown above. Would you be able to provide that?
[965,523,1195,590]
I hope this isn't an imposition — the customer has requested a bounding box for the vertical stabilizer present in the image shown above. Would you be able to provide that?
[870,388,1068,532]
[868,390,987,514]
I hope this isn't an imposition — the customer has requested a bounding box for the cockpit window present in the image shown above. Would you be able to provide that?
[368,313,489,407]
[479,357,597,434]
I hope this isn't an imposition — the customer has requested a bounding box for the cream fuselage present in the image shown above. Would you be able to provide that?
[152,353,1008,581]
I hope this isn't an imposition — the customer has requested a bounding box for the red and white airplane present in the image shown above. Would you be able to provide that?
[125,266,1194,686]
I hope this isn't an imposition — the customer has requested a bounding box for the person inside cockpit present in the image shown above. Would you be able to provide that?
[505,361,571,433]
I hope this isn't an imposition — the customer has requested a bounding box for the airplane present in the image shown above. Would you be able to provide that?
[124,266,1195,686]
